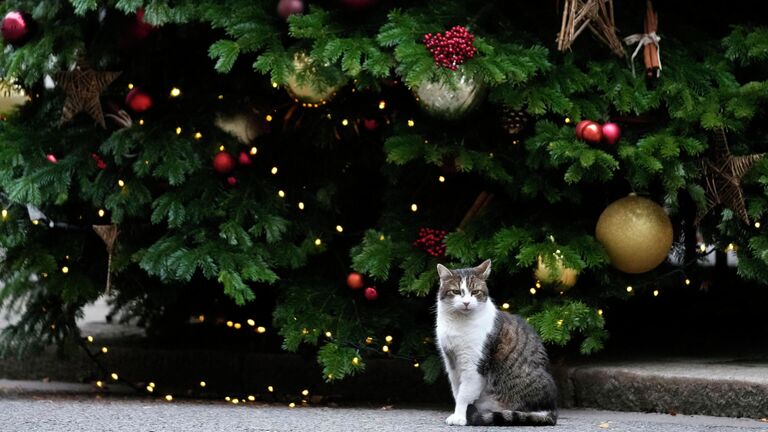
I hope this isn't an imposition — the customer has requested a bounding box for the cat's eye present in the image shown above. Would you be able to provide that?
[450,289,461,295]
[471,290,481,296]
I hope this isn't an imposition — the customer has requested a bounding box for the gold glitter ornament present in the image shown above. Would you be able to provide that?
[284,53,345,105]
[413,73,485,119]
[596,194,673,274]
[535,255,578,289]
[0,80,30,116]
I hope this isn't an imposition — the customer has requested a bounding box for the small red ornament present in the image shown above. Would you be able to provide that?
[213,151,235,174]
[238,151,252,166]
[277,0,304,19]
[575,120,592,139]
[364,287,378,301]
[601,122,621,145]
[2,11,33,45]
[346,272,365,290]
[125,88,153,112]
[423,26,477,71]
[46,154,57,164]
[363,119,379,131]
[227,176,237,186]
[581,122,603,143]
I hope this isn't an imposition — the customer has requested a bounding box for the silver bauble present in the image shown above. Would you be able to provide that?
[414,74,484,119]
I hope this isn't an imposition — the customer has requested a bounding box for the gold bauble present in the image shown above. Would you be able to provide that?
[595,195,673,274]
[535,255,578,289]
[0,80,30,116]
[414,73,485,119]
[284,53,345,106]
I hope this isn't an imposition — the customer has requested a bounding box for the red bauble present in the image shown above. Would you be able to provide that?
[339,0,378,8]
[227,176,238,186]
[601,122,621,145]
[346,272,364,290]
[238,151,252,166]
[2,11,32,44]
[125,88,153,112]
[575,120,592,139]
[581,122,603,143]
[277,0,304,18]
[213,151,235,174]
[46,154,57,164]
[364,287,378,301]
[363,119,379,131]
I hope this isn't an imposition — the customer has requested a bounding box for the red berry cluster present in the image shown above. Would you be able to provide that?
[414,227,449,257]
[423,26,477,70]
[91,153,107,170]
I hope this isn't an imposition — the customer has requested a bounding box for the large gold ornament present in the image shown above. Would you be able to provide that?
[414,73,484,119]
[535,254,578,289]
[284,53,345,106]
[596,194,673,274]
[0,79,30,116]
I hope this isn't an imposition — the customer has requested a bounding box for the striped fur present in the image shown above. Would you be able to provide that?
[436,260,558,427]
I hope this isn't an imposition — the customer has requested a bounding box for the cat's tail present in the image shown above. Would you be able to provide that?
[466,404,557,426]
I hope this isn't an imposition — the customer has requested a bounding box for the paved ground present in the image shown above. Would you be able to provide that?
[0,396,765,432]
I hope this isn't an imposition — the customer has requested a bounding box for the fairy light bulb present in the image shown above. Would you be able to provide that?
[278,190,286,198]
[336,225,344,233]
[118,179,125,188]
[175,127,182,135]
[438,176,445,183]
[86,336,94,343]
[325,331,332,338]
[382,345,389,353]
[200,381,206,387]
[755,221,761,228]
[289,403,296,408]
[234,323,242,330]
[378,101,386,109]
[352,357,359,365]
[385,335,393,343]
[194,132,202,140]
[219,145,225,151]
[271,167,278,175]
[250,147,258,155]
[267,386,274,392]
[413,362,420,368]
[653,290,659,297]
[598,309,603,316]
[146,385,154,392]
[265,114,273,122]
[626,286,633,293]
[501,303,510,310]
[98,209,105,217]
[170,87,181,97]
[564,117,571,124]
[96,381,103,388]
[529,288,537,295]
[298,202,305,210]
[271,82,279,89]
[149,382,156,388]
[111,373,119,381]
[61,266,69,274]
[407,119,415,127]
[247,319,255,326]
[685,278,691,286]
[138,119,145,125]
[314,238,322,246]
[226,321,233,327]
[165,395,173,402]
[365,336,373,344]
[256,326,266,333]
[101,347,108,353]
[1,209,7,219]
[410,204,418,212]
[341,119,349,126]
[301,389,309,396]
[127,83,134,90]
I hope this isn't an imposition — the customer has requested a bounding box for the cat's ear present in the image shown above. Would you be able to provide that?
[436,264,453,279]
[474,259,492,280]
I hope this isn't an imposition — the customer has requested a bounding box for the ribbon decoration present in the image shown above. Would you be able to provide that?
[624,32,661,77]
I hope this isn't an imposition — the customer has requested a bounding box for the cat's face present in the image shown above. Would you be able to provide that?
[436,260,491,314]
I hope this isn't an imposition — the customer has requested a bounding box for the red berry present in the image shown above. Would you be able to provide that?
[347,272,365,290]
[364,287,378,301]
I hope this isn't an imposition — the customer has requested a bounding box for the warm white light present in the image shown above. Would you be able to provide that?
[247,319,255,326]
[382,345,389,353]
[98,209,105,217]
[298,202,305,210]
[314,238,322,246]
[234,323,242,329]
[61,266,69,274]
[378,101,386,109]
[194,132,202,140]
[336,225,343,233]
[755,221,762,228]
[685,278,691,286]
[653,290,659,297]
[118,179,125,187]
[289,402,296,408]
[301,389,309,396]
[175,127,182,135]
[598,309,603,316]
[1,209,7,219]
[271,167,278,175]
[266,115,273,122]
[278,190,286,198]
[529,288,537,295]
[325,331,332,338]
[146,385,154,392]
[564,117,571,124]
[248,395,255,401]
[170,87,181,97]
[226,321,233,327]
[101,347,108,353]
[626,286,633,293]
[385,335,393,343]
[267,386,274,392]
[407,119,415,127]
[438,176,445,183]
[111,373,118,380]
[127,83,134,89]
[87,336,94,343]
[165,395,173,402]
[341,119,349,126]
[256,326,266,334]
[250,147,258,155]
[413,362,420,368]
[200,381,206,387]
[501,303,510,310]
[352,357,359,365]
[410,203,418,212]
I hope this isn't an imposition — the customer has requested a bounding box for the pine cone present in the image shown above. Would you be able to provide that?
[501,107,529,135]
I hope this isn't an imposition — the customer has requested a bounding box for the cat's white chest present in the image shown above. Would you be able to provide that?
[436,306,497,368]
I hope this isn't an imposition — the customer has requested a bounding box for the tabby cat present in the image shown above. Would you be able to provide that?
[435,260,558,426]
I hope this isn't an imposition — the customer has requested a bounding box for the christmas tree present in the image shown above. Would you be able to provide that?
[2,0,768,384]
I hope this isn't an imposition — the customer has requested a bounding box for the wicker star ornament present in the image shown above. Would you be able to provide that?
[696,128,764,225]
[54,59,121,128]
[557,0,625,57]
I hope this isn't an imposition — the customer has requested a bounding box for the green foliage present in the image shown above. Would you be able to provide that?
[2,1,768,385]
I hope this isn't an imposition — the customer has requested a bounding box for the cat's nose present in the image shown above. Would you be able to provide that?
[463,301,470,308]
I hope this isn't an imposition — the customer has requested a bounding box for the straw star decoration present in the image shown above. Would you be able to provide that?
[696,128,764,225]
[54,59,121,128]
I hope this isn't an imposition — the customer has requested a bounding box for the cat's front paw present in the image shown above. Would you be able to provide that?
[445,413,467,426]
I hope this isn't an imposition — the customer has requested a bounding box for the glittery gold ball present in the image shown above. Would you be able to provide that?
[535,256,578,289]
[0,80,29,116]
[596,195,673,274]
[414,73,484,119]
[284,53,345,104]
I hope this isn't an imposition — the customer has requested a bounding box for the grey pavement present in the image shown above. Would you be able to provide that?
[0,397,766,432]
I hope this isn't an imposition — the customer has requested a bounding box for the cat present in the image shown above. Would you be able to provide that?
[435,259,558,426]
